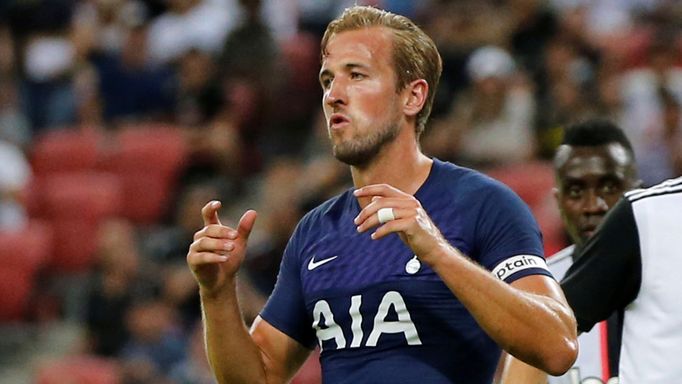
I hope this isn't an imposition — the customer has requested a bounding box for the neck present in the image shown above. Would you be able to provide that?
[350,129,433,208]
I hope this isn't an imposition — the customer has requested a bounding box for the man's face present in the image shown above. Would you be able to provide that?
[319,27,404,167]
[554,143,638,246]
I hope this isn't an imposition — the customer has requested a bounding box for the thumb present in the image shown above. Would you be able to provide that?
[237,210,258,241]
[201,200,223,226]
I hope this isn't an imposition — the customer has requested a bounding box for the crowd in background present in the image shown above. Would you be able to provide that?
[0,0,681,383]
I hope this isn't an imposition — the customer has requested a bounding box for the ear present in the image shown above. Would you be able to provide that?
[403,79,428,118]
[552,187,560,205]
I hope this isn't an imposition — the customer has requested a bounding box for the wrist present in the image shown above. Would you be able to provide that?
[418,237,457,267]
[199,279,237,303]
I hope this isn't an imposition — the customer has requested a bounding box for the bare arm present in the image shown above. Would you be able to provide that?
[497,351,549,384]
[188,201,311,383]
[354,185,578,375]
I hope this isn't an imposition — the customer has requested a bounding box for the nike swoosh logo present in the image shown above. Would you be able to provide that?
[307,255,338,271]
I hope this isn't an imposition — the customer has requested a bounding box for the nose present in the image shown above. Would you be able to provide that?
[583,190,608,214]
[324,79,347,108]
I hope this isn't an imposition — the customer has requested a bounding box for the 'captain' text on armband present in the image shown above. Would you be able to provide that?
[492,255,549,281]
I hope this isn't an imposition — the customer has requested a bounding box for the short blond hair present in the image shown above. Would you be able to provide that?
[321,6,442,137]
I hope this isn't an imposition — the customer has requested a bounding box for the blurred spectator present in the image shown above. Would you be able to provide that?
[509,0,559,88]
[91,24,175,124]
[161,264,202,331]
[147,0,234,65]
[243,158,305,295]
[175,49,223,127]
[7,0,79,132]
[168,322,214,384]
[84,218,157,357]
[424,45,536,168]
[619,30,682,185]
[119,298,186,383]
[0,77,31,148]
[72,0,148,55]
[0,138,30,229]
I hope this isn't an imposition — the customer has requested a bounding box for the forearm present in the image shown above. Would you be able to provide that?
[201,282,267,384]
[427,244,577,375]
[498,352,549,384]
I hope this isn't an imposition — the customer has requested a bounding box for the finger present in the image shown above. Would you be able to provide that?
[369,218,409,240]
[187,251,228,266]
[356,207,413,233]
[236,210,258,241]
[353,184,406,198]
[354,198,414,226]
[190,237,235,253]
[201,200,223,227]
[194,225,238,241]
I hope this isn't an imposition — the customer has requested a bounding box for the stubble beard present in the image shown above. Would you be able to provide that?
[331,119,401,167]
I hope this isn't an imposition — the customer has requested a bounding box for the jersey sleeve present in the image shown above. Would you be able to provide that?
[561,198,642,333]
[476,182,552,284]
[259,223,317,349]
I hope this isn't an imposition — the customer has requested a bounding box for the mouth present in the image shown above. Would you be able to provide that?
[329,114,350,130]
[580,225,598,238]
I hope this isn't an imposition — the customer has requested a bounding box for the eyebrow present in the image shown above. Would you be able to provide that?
[319,62,369,81]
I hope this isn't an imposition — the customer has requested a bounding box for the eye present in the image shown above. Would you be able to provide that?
[320,77,332,90]
[566,185,582,199]
[350,72,366,80]
[601,181,622,195]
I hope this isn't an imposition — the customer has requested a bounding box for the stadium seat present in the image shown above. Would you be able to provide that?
[30,129,103,175]
[0,220,53,274]
[36,355,121,384]
[0,269,34,321]
[100,124,188,224]
[40,172,122,221]
[37,172,123,272]
[0,220,53,321]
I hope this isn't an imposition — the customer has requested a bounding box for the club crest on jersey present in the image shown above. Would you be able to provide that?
[492,255,549,280]
[312,291,422,351]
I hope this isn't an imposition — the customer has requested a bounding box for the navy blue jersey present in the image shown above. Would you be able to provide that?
[261,159,550,383]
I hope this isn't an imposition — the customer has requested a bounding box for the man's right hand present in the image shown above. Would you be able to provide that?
[187,200,257,296]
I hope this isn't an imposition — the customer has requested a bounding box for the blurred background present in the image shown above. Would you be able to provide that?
[0,0,681,383]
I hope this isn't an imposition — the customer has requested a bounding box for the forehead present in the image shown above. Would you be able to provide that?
[556,143,632,178]
[321,27,394,70]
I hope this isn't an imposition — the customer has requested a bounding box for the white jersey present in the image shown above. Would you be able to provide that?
[562,177,682,384]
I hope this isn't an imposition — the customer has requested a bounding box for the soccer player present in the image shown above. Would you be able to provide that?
[186,6,577,383]
[500,119,640,383]
[560,176,682,383]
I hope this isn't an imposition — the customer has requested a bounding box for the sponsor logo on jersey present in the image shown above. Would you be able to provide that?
[312,291,422,351]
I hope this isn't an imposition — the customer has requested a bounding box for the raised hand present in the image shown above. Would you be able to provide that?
[353,184,449,266]
[187,201,257,296]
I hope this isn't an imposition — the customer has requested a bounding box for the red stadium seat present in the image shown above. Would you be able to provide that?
[37,172,123,272]
[36,355,121,384]
[31,129,103,175]
[0,269,34,321]
[100,124,188,224]
[0,220,53,321]
[0,220,53,274]
[40,172,122,221]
